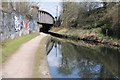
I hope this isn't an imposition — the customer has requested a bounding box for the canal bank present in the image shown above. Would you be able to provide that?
[33,33,51,78]
[50,28,120,47]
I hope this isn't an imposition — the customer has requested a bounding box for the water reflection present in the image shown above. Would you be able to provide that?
[47,39,120,79]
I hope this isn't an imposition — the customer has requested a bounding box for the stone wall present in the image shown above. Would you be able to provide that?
[0,10,39,43]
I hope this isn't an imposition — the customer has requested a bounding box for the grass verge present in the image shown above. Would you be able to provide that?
[1,33,39,64]
[33,35,51,78]
[51,27,119,41]
[98,33,119,41]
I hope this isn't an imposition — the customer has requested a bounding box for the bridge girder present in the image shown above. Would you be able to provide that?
[37,10,54,32]
[38,10,54,25]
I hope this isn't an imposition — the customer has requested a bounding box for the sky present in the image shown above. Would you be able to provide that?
[33,0,119,18]
[37,2,62,18]
[2,0,119,17]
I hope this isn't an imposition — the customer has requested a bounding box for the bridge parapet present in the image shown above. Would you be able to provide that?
[38,10,54,25]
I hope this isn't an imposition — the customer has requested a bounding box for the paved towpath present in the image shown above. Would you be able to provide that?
[0,33,48,78]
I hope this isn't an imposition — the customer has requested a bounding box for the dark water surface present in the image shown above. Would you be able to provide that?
[47,38,120,79]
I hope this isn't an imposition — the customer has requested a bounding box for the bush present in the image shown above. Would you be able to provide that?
[101,4,120,38]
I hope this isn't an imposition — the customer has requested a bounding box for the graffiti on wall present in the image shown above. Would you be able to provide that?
[14,15,23,32]
[28,21,37,30]
[0,10,39,43]
[14,14,38,31]
[24,21,29,30]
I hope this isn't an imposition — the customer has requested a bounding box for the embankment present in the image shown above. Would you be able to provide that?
[50,28,120,47]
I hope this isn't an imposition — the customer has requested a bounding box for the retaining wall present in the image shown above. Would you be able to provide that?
[0,10,39,43]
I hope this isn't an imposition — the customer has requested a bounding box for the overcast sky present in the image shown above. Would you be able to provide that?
[2,0,119,17]
[35,0,118,17]
[38,2,62,17]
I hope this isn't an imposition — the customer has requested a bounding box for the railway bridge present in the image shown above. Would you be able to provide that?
[37,10,54,32]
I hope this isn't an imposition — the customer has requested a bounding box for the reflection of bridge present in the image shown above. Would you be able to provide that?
[37,10,54,32]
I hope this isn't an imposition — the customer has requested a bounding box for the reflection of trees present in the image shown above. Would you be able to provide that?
[97,46,120,77]
[75,44,120,77]
[56,41,120,78]
[77,59,101,78]
[58,61,73,76]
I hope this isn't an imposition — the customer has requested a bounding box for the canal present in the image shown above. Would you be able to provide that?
[46,37,120,79]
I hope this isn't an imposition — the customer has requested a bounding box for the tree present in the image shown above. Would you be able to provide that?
[60,2,80,28]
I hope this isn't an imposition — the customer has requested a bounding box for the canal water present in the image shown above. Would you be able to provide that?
[47,38,120,79]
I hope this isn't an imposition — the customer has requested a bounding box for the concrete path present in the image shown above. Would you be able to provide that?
[0,33,47,78]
